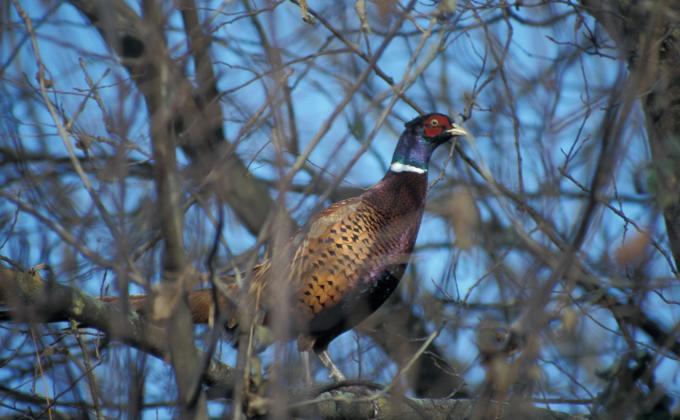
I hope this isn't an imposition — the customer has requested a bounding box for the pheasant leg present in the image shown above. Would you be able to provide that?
[317,350,346,381]
[301,351,313,386]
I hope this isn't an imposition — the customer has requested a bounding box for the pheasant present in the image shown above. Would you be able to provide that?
[242,112,468,380]
[0,113,468,382]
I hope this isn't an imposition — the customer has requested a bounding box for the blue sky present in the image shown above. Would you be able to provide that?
[1,0,678,416]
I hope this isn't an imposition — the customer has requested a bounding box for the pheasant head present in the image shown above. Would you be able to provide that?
[390,113,468,174]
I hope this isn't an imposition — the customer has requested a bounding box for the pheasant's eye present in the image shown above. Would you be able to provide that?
[430,119,439,127]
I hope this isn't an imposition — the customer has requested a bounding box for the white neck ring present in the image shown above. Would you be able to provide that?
[390,162,426,174]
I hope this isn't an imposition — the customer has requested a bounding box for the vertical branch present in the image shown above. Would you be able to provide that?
[241,2,299,413]
[141,0,205,417]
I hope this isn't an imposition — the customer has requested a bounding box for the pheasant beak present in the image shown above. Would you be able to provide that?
[446,124,468,137]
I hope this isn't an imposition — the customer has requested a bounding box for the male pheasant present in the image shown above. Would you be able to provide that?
[243,112,468,380]
[5,113,468,381]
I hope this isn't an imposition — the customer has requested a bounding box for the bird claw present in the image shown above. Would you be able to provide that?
[328,365,346,382]
[318,350,346,382]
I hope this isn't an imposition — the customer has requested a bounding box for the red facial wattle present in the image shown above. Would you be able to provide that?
[423,125,441,138]
[422,115,451,138]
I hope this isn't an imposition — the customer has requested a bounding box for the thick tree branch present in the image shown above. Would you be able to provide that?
[0,264,583,419]
[582,0,680,270]
[68,0,291,235]
[287,389,580,420]
[139,0,205,414]
[0,265,237,397]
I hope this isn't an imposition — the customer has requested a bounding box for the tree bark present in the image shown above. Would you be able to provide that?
[582,0,680,271]
[0,264,582,418]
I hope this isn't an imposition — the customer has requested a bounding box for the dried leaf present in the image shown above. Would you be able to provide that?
[448,187,480,250]
[376,0,396,20]
[476,320,509,356]
[36,72,53,88]
[298,0,315,24]
[560,307,578,333]
[355,0,370,33]
[488,358,517,393]
[152,282,182,321]
[614,230,651,266]
[440,0,457,13]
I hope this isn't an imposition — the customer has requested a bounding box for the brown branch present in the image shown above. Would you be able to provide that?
[0,265,237,398]
[358,291,468,398]
[138,0,204,414]
[289,0,424,114]
[454,145,680,357]
[581,0,680,270]
[1,264,584,419]
[69,0,290,235]
[287,390,579,420]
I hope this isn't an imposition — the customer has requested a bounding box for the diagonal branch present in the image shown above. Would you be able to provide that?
[0,265,237,397]
[581,0,680,271]
[1,264,582,420]
[68,0,290,235]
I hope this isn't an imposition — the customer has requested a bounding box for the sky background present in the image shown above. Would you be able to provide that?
[1,0,678,417]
